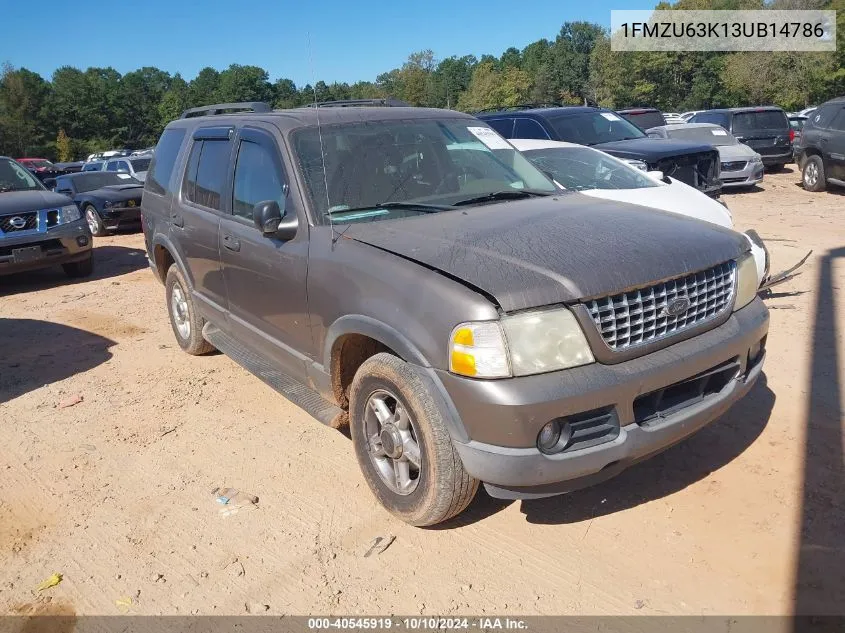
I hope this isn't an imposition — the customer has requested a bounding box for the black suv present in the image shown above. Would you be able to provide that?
[689,107,793,170]
[0,156,93,278]
[794,96,845,192]
[142,101,767,526]
[477,106,722,197]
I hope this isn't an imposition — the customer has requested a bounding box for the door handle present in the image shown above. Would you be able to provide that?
[222,234,241,252]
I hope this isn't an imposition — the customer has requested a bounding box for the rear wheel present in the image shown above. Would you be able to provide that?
[84,205,107,237]
[165,265,214,355]
[349,353,478,526]
[62,254,93,278]
[802,155,826,192]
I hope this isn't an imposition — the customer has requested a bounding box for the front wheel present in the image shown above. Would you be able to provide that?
[349,353,478,526]
[802,155,826,192]
[165,265,214,355]
[84,205,107,237]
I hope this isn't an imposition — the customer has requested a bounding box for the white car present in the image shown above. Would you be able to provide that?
[510,139,769,286]
[103,156,151,182]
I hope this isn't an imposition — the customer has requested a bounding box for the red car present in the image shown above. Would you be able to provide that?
[17,158,56,172]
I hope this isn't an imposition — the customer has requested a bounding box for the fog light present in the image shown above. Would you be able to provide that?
[538,421,562,453]
[76,235,89,246]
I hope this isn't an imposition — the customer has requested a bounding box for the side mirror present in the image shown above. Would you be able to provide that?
[253,199,297,240]
[647,170,666,182]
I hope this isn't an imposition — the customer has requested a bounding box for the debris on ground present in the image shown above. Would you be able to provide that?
[212,487,258,517]
[634,599,646,609]
[245,602,270,613]
[57,395,83,409]
[115,596,133,612]
[363,535,396,558]
[36,573,63,592]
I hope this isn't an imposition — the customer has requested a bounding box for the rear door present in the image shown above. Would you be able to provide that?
[171,126,234,324]
[218,123,311,382]
[732,110,791,160]
[824,106,845,180]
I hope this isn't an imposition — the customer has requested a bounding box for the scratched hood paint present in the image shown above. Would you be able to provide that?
[344,194,748,312]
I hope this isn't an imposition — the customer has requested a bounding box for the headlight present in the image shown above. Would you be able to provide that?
[58,204,80,224]
[103,200,114,208]
[750,154,763,163]
[733,253,758,311]
[449,308,594,379]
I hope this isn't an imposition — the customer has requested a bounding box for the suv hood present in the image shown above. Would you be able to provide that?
[0,190,73,215]
[344,195,748,312]
[593,137,717,160]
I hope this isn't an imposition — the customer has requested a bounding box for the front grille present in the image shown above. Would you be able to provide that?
[634,359,740,426]
[585,261,736,351]
[721,161,747,172]
[722,176,748,183]
[0,212,38,233]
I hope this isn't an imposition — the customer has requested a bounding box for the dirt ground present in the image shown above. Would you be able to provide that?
[1,167,843,619]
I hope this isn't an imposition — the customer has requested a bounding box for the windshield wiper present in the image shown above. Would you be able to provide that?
[452,189,552,207]
[325,201,453,216]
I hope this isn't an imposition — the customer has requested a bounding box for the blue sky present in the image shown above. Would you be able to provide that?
[2,1,646,86]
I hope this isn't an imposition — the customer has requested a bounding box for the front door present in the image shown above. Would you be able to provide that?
[825,106,845,181]
[219,125,311,382]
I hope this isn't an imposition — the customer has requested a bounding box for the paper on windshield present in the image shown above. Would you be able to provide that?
[467,127,512,150]
[711,129,728,135]
[117,173,132,179]
[600,112,621,121]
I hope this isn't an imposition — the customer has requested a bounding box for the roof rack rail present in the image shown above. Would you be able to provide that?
[475,102,565,113]
[180,102,272,119]
[300,97,411,108]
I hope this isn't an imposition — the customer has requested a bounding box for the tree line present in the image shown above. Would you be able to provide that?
[1,0,842,161]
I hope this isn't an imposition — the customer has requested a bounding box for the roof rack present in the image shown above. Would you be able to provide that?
[475,103,564,113]
[180,102,272,119]
[300,98,411,108]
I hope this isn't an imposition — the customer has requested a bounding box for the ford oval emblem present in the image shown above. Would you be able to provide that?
[663,297,691,318]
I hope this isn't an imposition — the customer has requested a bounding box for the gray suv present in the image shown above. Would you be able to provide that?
[141,101,769,526]
[0,156,93,278]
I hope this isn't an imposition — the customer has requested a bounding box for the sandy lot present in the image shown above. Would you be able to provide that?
[1,168,842,619]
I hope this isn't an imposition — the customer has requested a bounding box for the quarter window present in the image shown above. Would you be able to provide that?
[829,108,845,132]
[232,140,285,221]
[513,118,550,139]
[147,127,187,196]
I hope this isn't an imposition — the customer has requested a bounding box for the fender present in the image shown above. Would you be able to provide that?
[323,314,430,370]
[151,233,190,286]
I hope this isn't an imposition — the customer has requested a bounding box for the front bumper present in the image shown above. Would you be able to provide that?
[101,205,142,230]
[0,219,92,276]
[721,163,764,188]
[440,298,769,499]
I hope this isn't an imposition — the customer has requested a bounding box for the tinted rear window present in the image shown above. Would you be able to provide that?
[146,127,187,196]
[733,111,788,133]
[485,118,515,138]
[690,112,731,128]
[620,111,666,130]
[549,111,646,145]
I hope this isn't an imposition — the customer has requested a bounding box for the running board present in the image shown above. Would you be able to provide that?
[202,323,344,427]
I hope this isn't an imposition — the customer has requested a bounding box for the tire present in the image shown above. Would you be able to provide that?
[349,352,478,526]
[802,155,826,192]
[62,254,93,278]
[84,205,107,237]
[164,265,214,355]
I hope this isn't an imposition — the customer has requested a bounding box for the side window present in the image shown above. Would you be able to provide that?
[486,118,515,138]
[118,161,130,172]
[183,139,231,210]
[810,105,836,128]
[828,108,845,132]
[147,127,187,196]
[232,140,285,221]
[513,118,550,140]
[106,161,118,172]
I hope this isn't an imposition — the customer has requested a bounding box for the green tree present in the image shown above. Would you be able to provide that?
[216,64,274,103]
[0,64,51,156]
[159,74,189,127]
[188,67,220,107]
[56,129,72,162]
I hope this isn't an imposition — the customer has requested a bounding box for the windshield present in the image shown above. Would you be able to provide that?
[621,111,666,130]
[0,158,44,192]
[733,110,789,133]
[293,118,557,224]
[522,146,659,191]
[666,126,737,146]
[130,158,151,171]
[548,111,646,145]
[73,172,141,192]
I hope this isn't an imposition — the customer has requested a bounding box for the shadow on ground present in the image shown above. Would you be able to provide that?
[0,243,147,297]
[792,246,845,619]
[0,318,116,404]
[443,376,775,528]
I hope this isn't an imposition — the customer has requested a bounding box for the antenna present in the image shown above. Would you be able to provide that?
[306,32,335,245]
